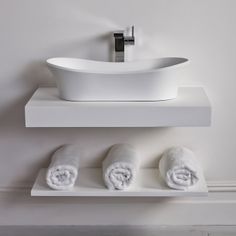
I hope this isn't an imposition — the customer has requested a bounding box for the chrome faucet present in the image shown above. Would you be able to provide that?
[113,26,135,62]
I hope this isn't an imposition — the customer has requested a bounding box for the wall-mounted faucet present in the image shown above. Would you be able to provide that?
[113,26,135,62]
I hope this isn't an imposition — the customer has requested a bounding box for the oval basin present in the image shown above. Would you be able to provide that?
[47,57,188,101]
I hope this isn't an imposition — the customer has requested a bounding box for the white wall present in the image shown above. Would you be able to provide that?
[0,0,236,226]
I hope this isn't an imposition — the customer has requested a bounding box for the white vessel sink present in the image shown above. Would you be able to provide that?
[46,57,188,101]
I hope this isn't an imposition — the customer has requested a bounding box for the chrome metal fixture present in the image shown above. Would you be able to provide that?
[113,26,135,62]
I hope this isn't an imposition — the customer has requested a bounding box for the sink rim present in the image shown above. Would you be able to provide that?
[46,57,188,75]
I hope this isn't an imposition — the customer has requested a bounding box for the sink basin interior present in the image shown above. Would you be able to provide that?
[47,57,188,74]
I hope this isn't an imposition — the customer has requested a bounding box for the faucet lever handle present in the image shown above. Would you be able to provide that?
[124,25,135,45]
[131,25,134,37]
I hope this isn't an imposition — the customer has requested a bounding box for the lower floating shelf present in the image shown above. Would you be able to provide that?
[31,168,208,197]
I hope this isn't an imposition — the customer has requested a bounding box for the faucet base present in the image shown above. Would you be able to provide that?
[115,52,124,62]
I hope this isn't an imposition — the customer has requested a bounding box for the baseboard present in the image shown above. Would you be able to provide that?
[0,181,236,226]
[207,181,236,192]
[0,225,236,236]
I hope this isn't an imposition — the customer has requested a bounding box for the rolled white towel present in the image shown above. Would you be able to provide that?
[102,144,139,190]
[159,147,201,190]
[46,145,80,190]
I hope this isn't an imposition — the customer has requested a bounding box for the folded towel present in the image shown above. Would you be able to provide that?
[102,144,139,190]
[159,147,200,190]
[46,145,80,190]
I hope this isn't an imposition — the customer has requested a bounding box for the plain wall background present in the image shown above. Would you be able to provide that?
[0,0,236,225]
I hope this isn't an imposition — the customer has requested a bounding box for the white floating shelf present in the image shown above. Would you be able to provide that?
[31,168,208,197]
[25,87,211,127]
